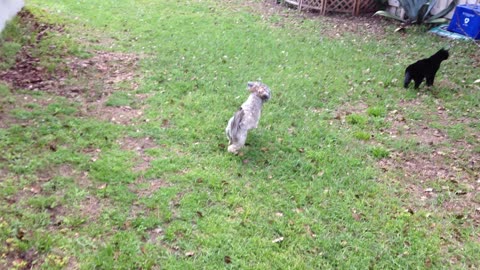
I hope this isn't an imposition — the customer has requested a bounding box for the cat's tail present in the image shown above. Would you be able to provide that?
[403,71,412,89]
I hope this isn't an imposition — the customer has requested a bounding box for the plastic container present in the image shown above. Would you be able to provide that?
[447,4,480,40]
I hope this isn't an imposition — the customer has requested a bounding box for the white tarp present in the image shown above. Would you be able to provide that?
[0,0,25,32]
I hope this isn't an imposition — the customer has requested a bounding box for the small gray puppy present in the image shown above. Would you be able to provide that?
[225,81,271,154]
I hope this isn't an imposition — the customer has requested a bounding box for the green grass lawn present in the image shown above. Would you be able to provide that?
[1,0,479,269]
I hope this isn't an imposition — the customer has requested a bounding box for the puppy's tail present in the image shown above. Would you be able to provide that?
[404,71,412,89]
[227,108,244,140]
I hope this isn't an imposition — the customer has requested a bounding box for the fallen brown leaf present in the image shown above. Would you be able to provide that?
[304,224,316,238]
[425,257,432,268]
[49,144,57,151]
[16,229,25,240]
[30,185,42,194]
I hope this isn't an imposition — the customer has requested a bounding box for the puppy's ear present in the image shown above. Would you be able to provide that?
[259,86,271,101]
[247,82,254,88]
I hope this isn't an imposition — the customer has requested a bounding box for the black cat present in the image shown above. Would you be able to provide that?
[404,48,449,89]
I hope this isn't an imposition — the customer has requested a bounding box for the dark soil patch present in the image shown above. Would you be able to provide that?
[332,101,368,123]
[20,50,138,101]
[79,195,104,222]
[47,204,68,229]
[64,51,140,100]
[169,189,191,221]
[73,59,145,126]
[384,99,449,146]
[378,97,480,226]
[255,0,389,39]
[146,227,165,244]
[0,10,139,97]
[314,12,389,40]
[0,108,17,129]
[0,9,64,90]
[0,93,60,128]
[128,178,170,197]
[3,165,75,206]
[119,136,157,172]
[82,147,102,164]
[378,151,473,185]
[379,152,480,229]
[0,9,143,128]
[119,137,157,153]
[83,101,144,125]
[0,247,41,270]
[65,257,80,270]
[37,164,92,189]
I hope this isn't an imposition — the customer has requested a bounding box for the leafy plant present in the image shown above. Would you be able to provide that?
[370,146,390,159]
[346,114,368,125]
[354,131,371,140]
[374,0,457,25]
[367,106,386,117]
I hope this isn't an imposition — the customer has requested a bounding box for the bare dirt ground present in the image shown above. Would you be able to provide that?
[254,0,389,38]
[0,11,156,268]
[330,89,479,228]
[0,10,145,125]
[378,98,480,227]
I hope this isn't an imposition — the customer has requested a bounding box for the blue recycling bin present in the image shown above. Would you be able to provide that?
[447,4,480,40]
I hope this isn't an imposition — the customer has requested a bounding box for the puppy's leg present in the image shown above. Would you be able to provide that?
[226,109,245,153]
[228,128,248,154]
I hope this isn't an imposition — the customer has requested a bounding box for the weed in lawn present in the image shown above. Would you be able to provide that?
[346,113,368,126]
[446,123,470,141]
[353,130,371,141]
[370,146,390,159]
[366,106,386,117]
